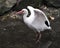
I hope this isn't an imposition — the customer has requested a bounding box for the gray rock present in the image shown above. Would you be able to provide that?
[0,0,17,15]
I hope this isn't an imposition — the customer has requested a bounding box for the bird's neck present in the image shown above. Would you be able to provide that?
[23,8,35,23]
[28,8,35,23]
[23,11,28,22]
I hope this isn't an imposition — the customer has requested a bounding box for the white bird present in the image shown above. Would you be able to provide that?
[16,6,51,43]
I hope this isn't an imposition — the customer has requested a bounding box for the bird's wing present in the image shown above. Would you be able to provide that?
[31,9,50,30]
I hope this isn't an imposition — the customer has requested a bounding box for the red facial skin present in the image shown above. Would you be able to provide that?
[16,10,24,14]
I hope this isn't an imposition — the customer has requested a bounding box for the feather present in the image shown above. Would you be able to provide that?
[31,9,50,32]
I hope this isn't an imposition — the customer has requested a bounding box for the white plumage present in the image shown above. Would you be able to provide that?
[16,6,51,43]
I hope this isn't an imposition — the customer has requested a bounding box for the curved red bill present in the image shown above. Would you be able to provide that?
[16,10,24,14]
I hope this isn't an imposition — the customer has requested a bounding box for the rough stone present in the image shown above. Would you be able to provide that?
[44,0,60,8]
[0,0,16,16]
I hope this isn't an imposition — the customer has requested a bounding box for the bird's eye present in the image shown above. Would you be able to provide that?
[45,20,50,27]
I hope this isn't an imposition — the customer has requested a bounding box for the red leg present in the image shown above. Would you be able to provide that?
[35,32,41,43]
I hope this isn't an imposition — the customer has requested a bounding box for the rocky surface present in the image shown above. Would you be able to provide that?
[0,0,60,16]
[0,0,60,48]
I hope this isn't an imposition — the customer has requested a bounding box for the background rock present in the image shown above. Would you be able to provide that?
[0,0,16,16]
[44,0,60,8]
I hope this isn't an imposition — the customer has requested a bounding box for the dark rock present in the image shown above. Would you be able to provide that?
[43,0,60,8]
[13,0,43,11]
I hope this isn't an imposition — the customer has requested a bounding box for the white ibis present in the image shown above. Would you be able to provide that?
[16,6,51,43]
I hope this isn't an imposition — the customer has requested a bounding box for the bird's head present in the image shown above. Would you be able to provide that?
[16,8,29,21]
[16,9,28,15]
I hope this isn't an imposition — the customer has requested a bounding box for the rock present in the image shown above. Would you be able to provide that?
[43,0,60,8]
[14,0,43,11]
[0,0,17,16]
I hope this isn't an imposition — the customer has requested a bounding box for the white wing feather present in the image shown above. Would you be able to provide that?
[31,9,50,32]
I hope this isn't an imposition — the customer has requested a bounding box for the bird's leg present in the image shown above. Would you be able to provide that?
[35,32,41,43]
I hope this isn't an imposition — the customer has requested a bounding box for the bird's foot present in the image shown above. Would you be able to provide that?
[36,39,40,43]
